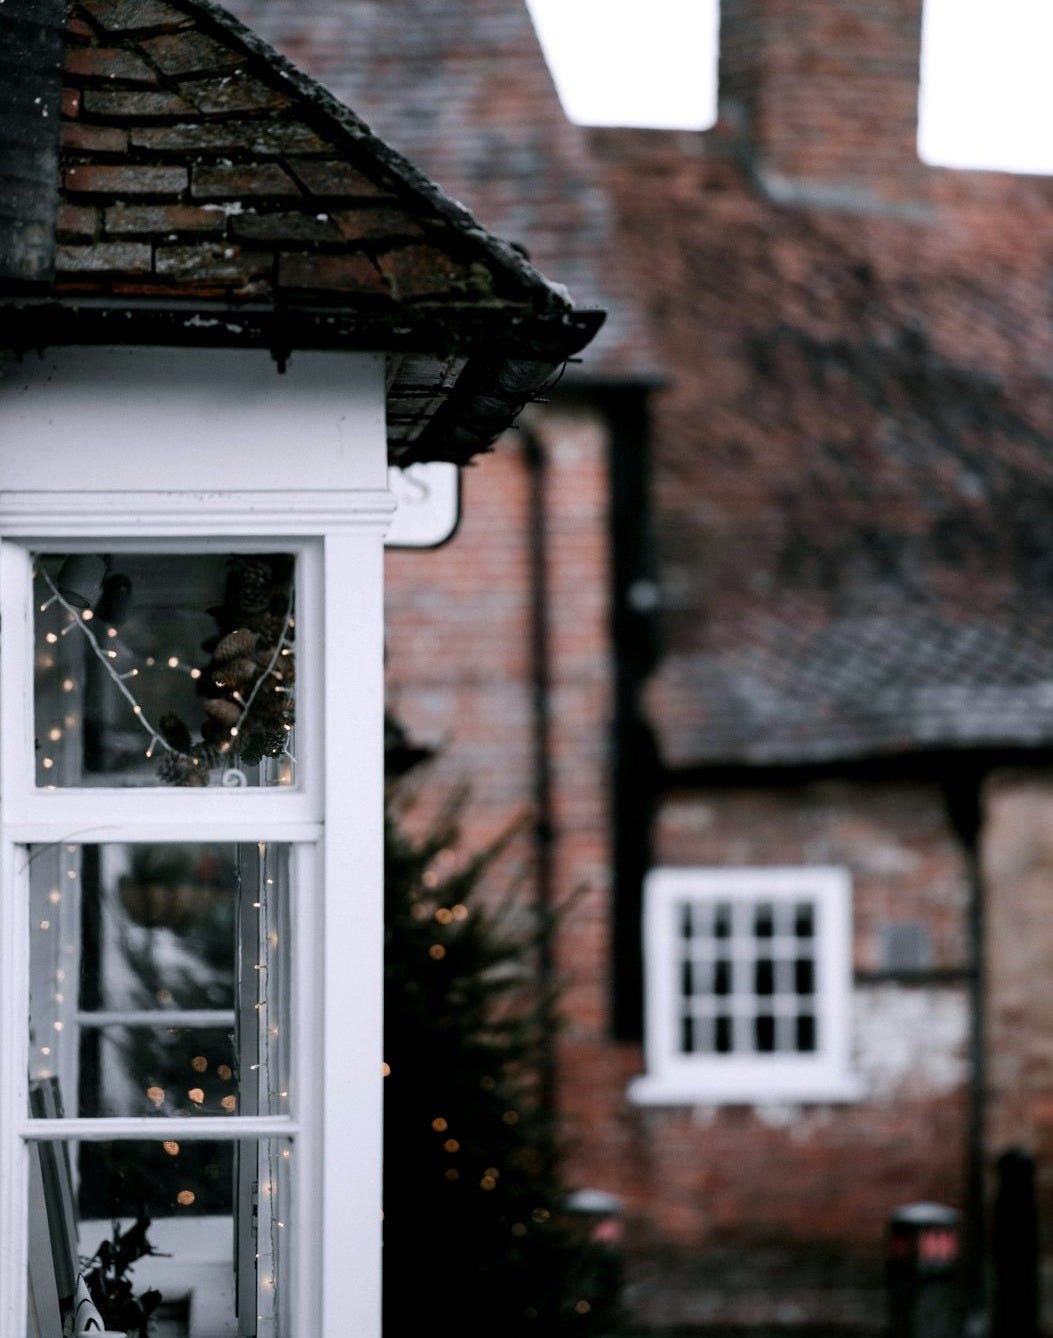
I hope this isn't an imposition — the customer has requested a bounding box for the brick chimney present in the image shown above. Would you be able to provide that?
[719,0,931,213]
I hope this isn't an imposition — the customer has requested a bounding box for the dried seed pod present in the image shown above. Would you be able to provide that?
[159,712,193,753]
[214,628,259,662]
[204,698,241,727]
[201,718,233,747]
[222,656,259,686]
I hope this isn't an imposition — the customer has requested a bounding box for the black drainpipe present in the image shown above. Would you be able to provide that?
[521,421,557,1125]
[943,767,987,1319]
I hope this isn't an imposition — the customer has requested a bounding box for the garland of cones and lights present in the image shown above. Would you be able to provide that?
[157,555,296,785]
[39,555,295,786]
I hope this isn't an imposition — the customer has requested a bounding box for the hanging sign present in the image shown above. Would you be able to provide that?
[386,463,461,549]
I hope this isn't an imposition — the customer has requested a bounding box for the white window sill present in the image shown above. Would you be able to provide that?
[628,1071,867,1107]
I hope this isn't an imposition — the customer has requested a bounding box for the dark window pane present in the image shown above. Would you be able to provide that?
[34,552,297,789]
[715,1015,732,1053]
[714,903,732,938]
[78,1026,237,1118]
[755,959,774,995]
[25,1134,293,1336]
[714,959,731,996]
[680,1014,695,1054]
[755,1015,775,1052]
[795,902,814,938]
[754,902,774,937]
[797,1014,817,1052]
[680,958,694,1000]
[795,957,815,996]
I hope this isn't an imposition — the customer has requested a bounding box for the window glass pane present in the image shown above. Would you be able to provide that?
[25,1131,291,1338]
[28,842,291,1120]
[796,1014,817,1053]
[755,1015,775,1053]
[34,553,297,788]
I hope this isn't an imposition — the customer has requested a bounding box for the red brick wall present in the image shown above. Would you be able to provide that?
[385,399,613,987]
[549,780,971,1328]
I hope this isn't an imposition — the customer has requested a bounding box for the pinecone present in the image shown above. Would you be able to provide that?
[232,559,271,616]
[214,628,259,662]
[159,712,192,753]
[205,698,241,727]
[157,750,191,785]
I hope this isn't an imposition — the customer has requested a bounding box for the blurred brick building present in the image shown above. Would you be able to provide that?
[225,1,1053,1330]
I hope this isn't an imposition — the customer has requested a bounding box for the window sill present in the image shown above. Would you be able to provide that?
[627,1071,867,1108]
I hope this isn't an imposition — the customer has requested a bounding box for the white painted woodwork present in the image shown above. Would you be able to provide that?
[630,866,864,1106]
[0,347,388,493]
[0,348,391,1338]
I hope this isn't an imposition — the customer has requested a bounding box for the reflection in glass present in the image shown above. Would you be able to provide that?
[25,1135,291,1338]
[28,842,290,1120]
[34,553,296,788]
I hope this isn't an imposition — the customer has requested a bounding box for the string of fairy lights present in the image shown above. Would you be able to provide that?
[249,839,289,1337]
[30,554,295,1331]
[34,560,296,787]
[29,837,291,1333]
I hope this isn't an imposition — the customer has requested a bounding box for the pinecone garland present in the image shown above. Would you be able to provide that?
[157,554,295,786]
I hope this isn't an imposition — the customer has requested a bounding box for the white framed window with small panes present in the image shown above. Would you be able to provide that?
[0,346,393,1338]
[630,867,863,1105]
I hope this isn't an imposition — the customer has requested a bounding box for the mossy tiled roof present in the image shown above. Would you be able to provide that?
[0,0,604,462]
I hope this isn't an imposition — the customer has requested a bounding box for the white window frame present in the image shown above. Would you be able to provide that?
[630,867,863,1106]
[0,347,395,1338]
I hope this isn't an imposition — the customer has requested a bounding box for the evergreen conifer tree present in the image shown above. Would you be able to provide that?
[383,726,619,1335]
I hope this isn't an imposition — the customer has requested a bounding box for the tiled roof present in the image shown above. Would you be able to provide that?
[620,173,1053,767]
[217,0,660,382]
[0,0,604,463]
[650,598,1053,768]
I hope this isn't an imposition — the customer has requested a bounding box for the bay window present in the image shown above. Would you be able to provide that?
[1,347,391,1338]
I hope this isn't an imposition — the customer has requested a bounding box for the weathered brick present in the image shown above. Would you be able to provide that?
[65,16,94,43]
[60,122,129,154]
[179,74,290,116]
[82,88,195,118]
[55,242,152,273]
[131,121,330,156]
[230,211,339,243]
[111,281,227,298]
[378,244,473,299]
[244,123,331,156]
[81,0,193,33]
[140,30,244,77]
[191,163,300,200]
[106,203,227,236]
[332,207,425,242]
[278,251,388,296]
[154,242,271,284]
[61,88,81,120]
[130,122,252,154]
[64,164,188,196]
[56,203,99,241]
[285,160,388,199]
[65,47,158,84]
